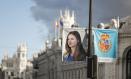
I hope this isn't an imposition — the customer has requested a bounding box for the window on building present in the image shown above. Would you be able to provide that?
[126,49,131,79]
[18,53,20,58]
[11,72,14,76]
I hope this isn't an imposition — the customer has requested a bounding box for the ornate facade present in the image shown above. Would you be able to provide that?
[1,43,33,79]
[33,16,131,79]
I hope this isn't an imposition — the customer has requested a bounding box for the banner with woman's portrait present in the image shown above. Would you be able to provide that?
[62,28,87,62]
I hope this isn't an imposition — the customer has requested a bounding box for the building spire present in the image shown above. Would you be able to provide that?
[59,9,76,28]
[3,49,8,60]
[60,10,63,18]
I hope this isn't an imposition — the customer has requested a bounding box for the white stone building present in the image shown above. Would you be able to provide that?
[1,42,33,79]
[59,9,75,28]
[32,10,131,79]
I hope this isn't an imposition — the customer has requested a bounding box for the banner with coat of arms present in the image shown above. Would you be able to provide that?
[93,29,118,62]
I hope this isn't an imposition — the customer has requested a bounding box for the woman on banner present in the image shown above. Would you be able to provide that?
[63,31,86,62]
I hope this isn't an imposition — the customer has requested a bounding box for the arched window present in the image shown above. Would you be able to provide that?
[123,46,131,79]
[126,49,131,79]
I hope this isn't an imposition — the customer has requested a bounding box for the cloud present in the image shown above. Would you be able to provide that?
[94,0,131,24]
[31,0,131,28]
[31,0,88,27]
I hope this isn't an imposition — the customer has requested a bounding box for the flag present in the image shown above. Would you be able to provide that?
[60,18,63,27]
[93,29,118,62]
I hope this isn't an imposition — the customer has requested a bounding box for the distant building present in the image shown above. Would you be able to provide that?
[25,60,33,79]
[1,42,33,79]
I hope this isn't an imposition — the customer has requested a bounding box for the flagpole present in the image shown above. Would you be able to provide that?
[55,22,56,39]
[117,16,120,29]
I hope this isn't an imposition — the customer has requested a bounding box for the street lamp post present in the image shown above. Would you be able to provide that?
[87,0,92,57]
[87,0,98,79]
[87,0,92,77]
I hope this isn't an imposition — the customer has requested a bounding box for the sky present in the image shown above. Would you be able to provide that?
[0,0,48,62]
[1,0,131,62]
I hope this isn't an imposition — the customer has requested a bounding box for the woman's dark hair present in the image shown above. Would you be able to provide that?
[65,31,86,61]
